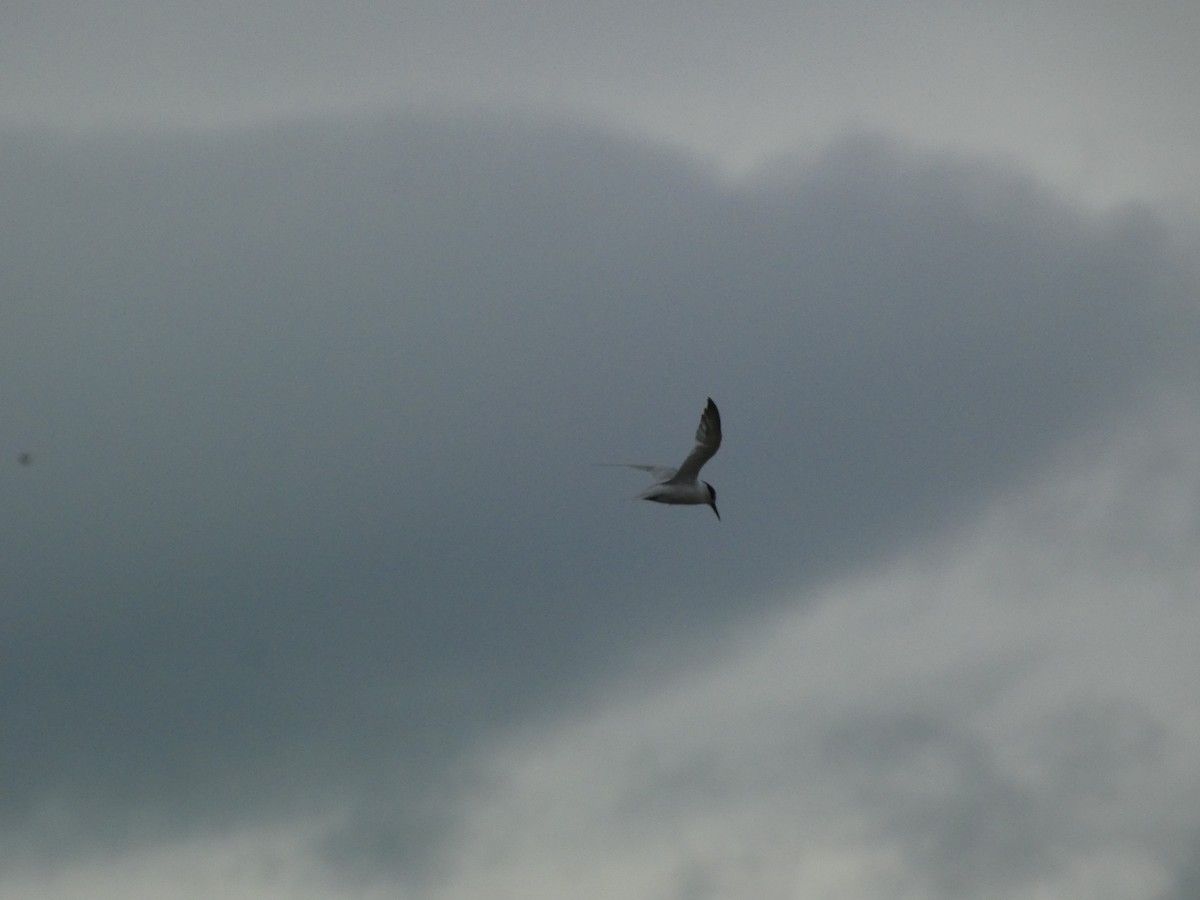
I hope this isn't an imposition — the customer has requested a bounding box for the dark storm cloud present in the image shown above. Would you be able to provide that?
[0,112,1195,876]
[1160,846,1200,900]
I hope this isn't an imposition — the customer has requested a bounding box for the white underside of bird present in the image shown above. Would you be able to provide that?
[599,397,722,519]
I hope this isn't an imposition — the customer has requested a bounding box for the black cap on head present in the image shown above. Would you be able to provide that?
[705,482,719,519]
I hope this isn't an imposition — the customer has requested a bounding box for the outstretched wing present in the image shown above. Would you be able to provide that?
[668,397,722,482]
[594,463,678,482]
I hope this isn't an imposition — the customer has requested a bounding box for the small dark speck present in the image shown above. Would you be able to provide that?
[17,452,31,466]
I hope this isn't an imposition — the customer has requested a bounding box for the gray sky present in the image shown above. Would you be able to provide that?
[2,4,1199,899]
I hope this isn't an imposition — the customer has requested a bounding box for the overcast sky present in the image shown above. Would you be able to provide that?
[2,4,1199,899]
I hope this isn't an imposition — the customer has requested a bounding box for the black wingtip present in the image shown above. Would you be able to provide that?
[705,397,720,424]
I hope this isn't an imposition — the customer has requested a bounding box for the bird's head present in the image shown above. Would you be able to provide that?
[704,482,719,520]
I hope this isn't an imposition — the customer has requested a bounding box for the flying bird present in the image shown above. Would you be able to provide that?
[602,397,722,519]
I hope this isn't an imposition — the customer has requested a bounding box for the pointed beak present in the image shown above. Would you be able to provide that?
[711,503,720,520]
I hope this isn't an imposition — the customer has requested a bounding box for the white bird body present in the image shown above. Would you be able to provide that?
[638,479,715,506]
[601,397,722,519]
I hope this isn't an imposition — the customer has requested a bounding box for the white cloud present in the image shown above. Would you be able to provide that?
[3,2,1199,208]
[427,402,1200,900]
[1,819,339,900]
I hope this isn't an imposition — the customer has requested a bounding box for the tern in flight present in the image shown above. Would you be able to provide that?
[602,397,722,519]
